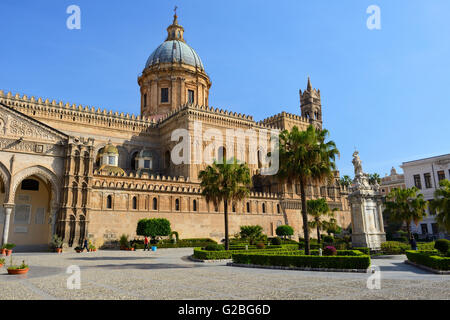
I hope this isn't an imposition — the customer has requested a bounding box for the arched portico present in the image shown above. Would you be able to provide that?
[1,166,61,250]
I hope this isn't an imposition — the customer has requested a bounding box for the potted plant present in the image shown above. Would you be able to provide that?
[74,246,83,253]
[4,243,15,256]
[88,243,97,252]
[0,258,5,268]
[50,235,63,253]
[119,234,129,250]
[1,245,6,256]
[7,259,29,275]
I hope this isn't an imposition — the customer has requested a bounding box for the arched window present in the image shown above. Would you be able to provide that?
[218,146,226,163]
[246,202,250,213]
[106,195,112,209]
[132,196,137,210]
[175,199,180,211]
[193,199,197,212]
[152,197,158,210]
[262,203,266,213]
[232,204,236,212]
[277,204,281,214]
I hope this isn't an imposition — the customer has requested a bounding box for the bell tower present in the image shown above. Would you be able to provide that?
[300,77,322,128]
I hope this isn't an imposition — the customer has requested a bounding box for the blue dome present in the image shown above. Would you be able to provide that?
[145,40,204,71]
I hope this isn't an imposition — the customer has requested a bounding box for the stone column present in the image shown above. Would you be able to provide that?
[50,207,59,236]
[2,204,14,246]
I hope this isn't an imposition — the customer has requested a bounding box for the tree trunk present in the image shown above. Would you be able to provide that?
[300,178,310,255]
[317,226,321,245]
[224,199,229,251]
[406,220,411,241]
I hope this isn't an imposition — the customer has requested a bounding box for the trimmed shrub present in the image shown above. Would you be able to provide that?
[434,239,450,254]
[353,247,370,255]
[232,253,371,270]
[323,246,337,256]
[204,244,225,251]
[276,225,294,239]
[406,250,450,271]
[256,242,266,249]
[271,237,282,245]
[298,242,321,250]
[381,241,410,255]
[193,248,299,260]
[323,235,334,243]
[136,218,171,240]
[417,242,435,250]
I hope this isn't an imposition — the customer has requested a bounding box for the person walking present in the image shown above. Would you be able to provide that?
[144,236,149,251]
[83,238,89,252]
[409,235,417,251]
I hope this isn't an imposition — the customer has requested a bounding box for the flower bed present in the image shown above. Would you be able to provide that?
[406,250,450,271]
[232,251,371,270]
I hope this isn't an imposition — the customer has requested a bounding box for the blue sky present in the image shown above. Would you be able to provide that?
[1,0,449,177]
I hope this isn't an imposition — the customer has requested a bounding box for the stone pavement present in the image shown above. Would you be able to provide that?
[0,248,448,300]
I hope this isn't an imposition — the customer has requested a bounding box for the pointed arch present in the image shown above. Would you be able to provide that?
[9,165,61,207]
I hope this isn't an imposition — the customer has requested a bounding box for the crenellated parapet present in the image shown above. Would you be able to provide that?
[259,111,311,131]
[0,90,159,133]
[0,90,282,133]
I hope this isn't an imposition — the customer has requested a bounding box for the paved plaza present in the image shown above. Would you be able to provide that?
[1,248,449,300]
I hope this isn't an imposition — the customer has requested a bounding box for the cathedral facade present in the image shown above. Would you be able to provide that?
[0,13,351,251]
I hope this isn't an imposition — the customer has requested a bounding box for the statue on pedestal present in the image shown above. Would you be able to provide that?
[348,150,386,250]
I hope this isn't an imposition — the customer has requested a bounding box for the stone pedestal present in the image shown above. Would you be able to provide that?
[349,191,386,250]
[348,151,386,251]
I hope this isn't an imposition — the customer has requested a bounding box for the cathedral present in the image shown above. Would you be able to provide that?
[0,13,351,251]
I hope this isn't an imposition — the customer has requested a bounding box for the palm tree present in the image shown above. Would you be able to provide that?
[429,179,450,232]
[369,173,381,185]
[307,198,336,244]
[278,125,340,255]
[198,158,252,250]
[383,187,427,239]
[339,175,352,188]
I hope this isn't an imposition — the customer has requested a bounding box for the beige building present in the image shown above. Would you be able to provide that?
[0,13,351,251]
[380,167,405,196]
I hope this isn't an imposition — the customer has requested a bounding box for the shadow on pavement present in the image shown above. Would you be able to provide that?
[67,256,157,261]
[377,261,431,275]
[87,263,209,270]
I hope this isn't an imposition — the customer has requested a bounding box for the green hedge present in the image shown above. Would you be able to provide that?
[194,248,366,260]
[232,253,371,270]
[264,250,365,257]
[193,248,298,260]
[298,242,321,250]
[381,241,436,255]
[228,244,298,251]
[131,238,217,249]
[352,247,370,255]
[406,250,450,271]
